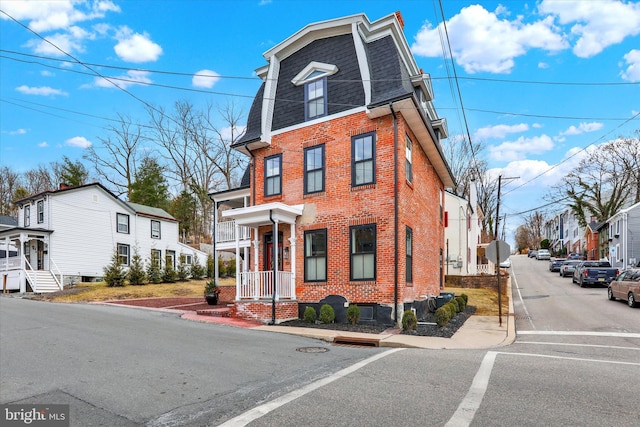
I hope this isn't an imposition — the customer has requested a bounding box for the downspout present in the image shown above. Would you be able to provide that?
[247,145,255,207]
[390,102,399,325]
[269,209,276,325]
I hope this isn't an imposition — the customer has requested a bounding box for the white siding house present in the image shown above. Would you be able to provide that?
[606,201,640,270]
[0,183,207,293]
[443,182,481,275]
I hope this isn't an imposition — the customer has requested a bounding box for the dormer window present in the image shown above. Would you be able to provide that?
[292,62,338,121]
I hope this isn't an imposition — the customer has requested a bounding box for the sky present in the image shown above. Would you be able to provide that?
[1,0,639,244]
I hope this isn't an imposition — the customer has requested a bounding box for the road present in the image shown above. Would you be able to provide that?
[1,258,639,426]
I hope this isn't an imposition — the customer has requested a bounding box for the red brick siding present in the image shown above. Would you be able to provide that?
[250,111,445,310]
[233,301,298,324]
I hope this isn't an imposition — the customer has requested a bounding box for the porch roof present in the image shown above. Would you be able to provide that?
[221,202,304,228]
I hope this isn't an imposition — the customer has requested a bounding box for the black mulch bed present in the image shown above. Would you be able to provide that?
[279,306,476,338]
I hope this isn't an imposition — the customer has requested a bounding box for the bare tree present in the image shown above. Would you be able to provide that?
[23,164,55,194]
[441,134,485,197]
[0,166,23,216]
[84,114,146,198]
[603,130,640,204]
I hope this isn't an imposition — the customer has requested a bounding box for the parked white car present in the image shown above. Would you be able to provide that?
[499,258,511,268]
[536,249,550,260]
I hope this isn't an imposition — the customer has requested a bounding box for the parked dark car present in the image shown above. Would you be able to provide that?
[567,253,584,260]
[549,258,566,272]
[572,260,619,287]
[559,260,582,277]
[608,268,640,308]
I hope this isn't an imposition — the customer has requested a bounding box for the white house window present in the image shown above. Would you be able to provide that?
[405,134,413,183]
[151,220,161,239]
[180,254,193,265]
[37,200,44,223]
[265,154,282,197]
[117,213,129,234]
[350,224,376,281]
[165,250,176,269]
[151,249,161,267]
[117,243,130,266]
[24,205,30,227]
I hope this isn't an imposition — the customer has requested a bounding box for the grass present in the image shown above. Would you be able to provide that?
[444,286,509,316]
[45,277,236,303]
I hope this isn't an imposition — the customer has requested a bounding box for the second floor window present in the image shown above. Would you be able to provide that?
[352,132,375,186]
[304,229,327,282]
[304,145,325,194]
[37,200,44,223]
[117,213,129,234]
[350,224,376,281]
[305,76,326,120]
[265,154,282,197]
[151,220,161,239]
[405,134,413,183]
[24,205,30,227]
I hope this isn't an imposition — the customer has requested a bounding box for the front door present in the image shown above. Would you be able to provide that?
[264,232,283,271]
[37,240,44,270]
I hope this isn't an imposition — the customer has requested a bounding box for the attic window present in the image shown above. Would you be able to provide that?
[291,62,338,86]
[293,62,338,121]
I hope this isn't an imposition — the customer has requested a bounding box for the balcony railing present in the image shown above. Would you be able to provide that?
[216,220,251,244]
[238,271,294,300]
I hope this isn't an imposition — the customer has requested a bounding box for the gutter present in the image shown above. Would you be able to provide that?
[390,102,399,326]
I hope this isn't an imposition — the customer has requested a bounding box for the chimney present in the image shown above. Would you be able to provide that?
[59,183,69,190]
[395,11,405,29]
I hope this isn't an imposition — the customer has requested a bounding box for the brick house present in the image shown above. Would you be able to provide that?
[210,12,454,325]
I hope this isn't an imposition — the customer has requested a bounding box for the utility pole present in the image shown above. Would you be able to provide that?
[494,175,518,326]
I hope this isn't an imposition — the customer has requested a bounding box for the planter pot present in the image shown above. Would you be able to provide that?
[205,294,219,305]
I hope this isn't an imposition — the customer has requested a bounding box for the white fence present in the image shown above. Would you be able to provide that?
[238,271,294,300]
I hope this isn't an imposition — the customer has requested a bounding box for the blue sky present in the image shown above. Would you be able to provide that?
[1,0,639,238]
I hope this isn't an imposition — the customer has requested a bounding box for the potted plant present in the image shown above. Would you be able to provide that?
[204,279,220,305]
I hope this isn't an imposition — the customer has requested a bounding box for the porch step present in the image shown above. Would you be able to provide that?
[27,271,61,293]
[196,307,231,317]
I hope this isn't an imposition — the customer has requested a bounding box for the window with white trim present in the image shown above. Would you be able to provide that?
[117,213,129,234]
[24,205,30,227]
[151,220,161,239]
[117,243,130,266]
[151,249,161,267]
[37,200,44,223]
[405,134,413,183]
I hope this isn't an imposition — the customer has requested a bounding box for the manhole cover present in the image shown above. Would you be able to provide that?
[296,347,329,353]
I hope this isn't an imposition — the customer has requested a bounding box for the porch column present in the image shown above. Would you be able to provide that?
[252,230,259,272]
[273,219,279,301]
[288,224,296,300]
[234,223,240,300]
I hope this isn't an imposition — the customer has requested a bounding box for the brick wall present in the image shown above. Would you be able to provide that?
[249,111,445,322]
[232,301,298,324]
[445,274,509,294]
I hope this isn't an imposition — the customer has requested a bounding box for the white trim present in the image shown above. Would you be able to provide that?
[291,61,338,86]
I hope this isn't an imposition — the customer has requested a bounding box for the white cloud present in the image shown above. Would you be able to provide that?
[65,136,91,148]
[38,141,49,148]
[411,4,567,74]
[192,69,221,88]
[114,27,163,63]
[26,28,89,56]
[0,0,120,33]
[488,134,554,162]
[15,85,68,97]
[93,70,152,89]
[538,62,549,69]
[9,128,28,135]
[475,123,529,140]
[560,122,604,136]
[539,0,640,58]
[620,49,640,82]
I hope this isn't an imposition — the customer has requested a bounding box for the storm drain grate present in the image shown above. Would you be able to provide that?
[296,347,330,353]
[333,336,380,347]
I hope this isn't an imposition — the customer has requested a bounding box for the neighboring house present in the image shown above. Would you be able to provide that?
[0,183,207,293]
[0,215,18,231]
[209,12,454,325]
[444,182,480,276]
[584,218,602,260]
[596,221,610,261]
[606,201,640,270]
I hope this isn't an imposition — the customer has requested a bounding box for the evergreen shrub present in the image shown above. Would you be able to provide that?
[319,304,335,324]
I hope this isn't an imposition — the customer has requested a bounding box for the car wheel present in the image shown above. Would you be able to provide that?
[579,277,585,287]
[629,292,638,308]
[608,287,615,301]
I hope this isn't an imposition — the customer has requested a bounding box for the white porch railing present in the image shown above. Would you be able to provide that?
[216,220,251,244]
[475,263,495,275]
[238,271,294,300]
[24,257,37,290]
[49,257,64,290]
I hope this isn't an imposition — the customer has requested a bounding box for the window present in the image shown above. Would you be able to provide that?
[304,145,325,194]
[117,213,129,234]
[117,244,130,266]
[405,134,413,183]
[24,205,30,227]
[304,229,327,282]
[406,227,413,283]
[351,132,375,186]
[305,76,326,120]
[151,220,161,239]
[350,224,376,280]
[151,249,161,267]
[37,200,44,224]
[264,154,282,197]
[165,250,176,269]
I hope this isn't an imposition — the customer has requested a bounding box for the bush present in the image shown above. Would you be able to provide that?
[455,296,466,311]
[190,254,205,280]
[401,310,417,330]
[176,257,190,282]
[435,306,450,327]
[346,304,360,325]
[450,298,460,313]
[163,263,177,283]
[103,251,126,287]
[460,293,469,304]
[319,304,335,324]
[207,254,215,278]
[127,251,147,286]
[146,260,163,284]
[303,306,317,323]
[444,302,457,318]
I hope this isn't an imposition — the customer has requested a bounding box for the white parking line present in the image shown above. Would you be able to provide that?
[445,351,498,427]
[517,341,640,351]
[510,268,535,329]
[495,350,640,366]
[218,348,403,427]
[518,330,640,338]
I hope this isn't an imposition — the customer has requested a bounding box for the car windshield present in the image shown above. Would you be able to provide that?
[582,261,611,267]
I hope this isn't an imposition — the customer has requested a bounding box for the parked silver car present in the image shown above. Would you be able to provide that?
[536,249,551,260]
[559,260,582,277]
